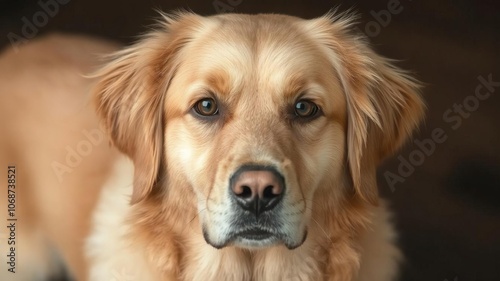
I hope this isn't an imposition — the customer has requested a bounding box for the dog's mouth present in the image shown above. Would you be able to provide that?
[231,227,281,248]
[236,228,274,241]
[203,225,307,250]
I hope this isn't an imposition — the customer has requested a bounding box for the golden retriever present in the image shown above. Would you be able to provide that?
[0,11,424,281]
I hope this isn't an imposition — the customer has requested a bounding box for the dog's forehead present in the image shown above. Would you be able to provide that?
[182,15,334,97]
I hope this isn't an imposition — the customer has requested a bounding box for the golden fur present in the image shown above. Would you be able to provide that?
[0,11,424,281]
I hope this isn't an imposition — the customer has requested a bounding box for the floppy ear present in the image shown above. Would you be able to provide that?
[306,13,425,204]
[92,12,201,204]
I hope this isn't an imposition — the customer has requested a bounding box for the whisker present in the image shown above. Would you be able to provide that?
[179,208,206,235]
[309,216,334,246]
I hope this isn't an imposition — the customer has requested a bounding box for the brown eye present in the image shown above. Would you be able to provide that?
[294,100,319,118]
[194,98,219,116]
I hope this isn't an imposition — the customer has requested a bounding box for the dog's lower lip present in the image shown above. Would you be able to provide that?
[237,229,273,240]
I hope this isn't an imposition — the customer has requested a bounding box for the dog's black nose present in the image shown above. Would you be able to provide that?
[230,165,285,217]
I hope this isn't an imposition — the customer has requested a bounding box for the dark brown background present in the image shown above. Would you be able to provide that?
[1,0,499,280]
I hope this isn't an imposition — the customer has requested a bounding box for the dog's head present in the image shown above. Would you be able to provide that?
[93,12,424,250]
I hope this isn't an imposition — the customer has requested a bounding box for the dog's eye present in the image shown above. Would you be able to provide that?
[294,100,319,118]
[194,98,219,116]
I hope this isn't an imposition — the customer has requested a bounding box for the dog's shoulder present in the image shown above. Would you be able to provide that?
[86,155,163,281]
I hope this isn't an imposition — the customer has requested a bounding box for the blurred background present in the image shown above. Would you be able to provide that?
[1,0,499,280]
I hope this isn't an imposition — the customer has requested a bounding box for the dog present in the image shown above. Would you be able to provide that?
[0,11,424,281]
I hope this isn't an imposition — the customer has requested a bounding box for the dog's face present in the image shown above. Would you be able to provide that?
[164,14,347,248]
[93,13,423,250]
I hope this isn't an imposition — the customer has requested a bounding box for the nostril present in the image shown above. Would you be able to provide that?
[263,185,278,199]
[237,185,253,199]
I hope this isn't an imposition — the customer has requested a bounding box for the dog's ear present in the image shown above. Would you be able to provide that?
[92,12,201,204]
[306,12,425,204]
